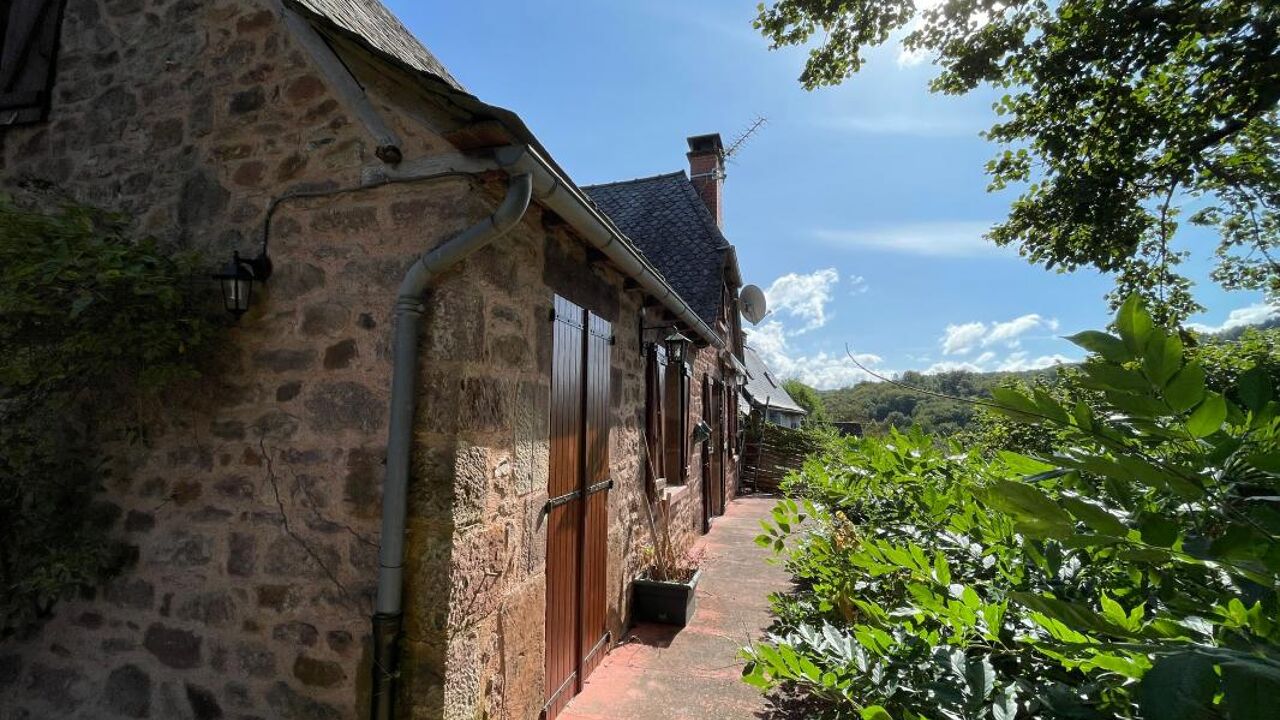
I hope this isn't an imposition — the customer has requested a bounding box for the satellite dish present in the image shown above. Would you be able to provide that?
[739,284,767,325]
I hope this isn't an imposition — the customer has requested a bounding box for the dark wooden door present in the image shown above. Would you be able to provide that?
[713,380,726,517]
[545,296,611,720]
[701,374,713,533]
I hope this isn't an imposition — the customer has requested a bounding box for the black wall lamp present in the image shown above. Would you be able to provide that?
[214,250,272,319]
[663,329,691,365]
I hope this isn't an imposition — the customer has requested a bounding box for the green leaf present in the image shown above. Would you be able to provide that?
[965,657,995,701]
[1237,367,1273,412]
[1116,293,1154,355]
[1067,330,1130,362]
[984,480,1073,529]
[1186,393,1227,437]
[860,706,893,720]
[1060,496,1127,536]
[1138,515,1179,547]
[1080,362,1152,393]
[991,688,1018,720]
[933,550,951,586]
[1013,592,1136,638]
[1164,363,1207,413]
[991,387,1042,419]
[998,451,1057,475]
[1142,330,1183,386]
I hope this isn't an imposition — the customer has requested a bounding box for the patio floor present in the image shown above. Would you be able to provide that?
[561,495,792,720]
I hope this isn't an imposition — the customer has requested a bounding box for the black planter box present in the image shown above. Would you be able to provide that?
[631,569,701,626]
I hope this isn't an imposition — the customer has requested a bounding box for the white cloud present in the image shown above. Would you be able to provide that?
[941,313,1059,355]
[924,360,985,374]
[765,268,840,333]
[942,322,988,355]
[814,221,1008,258]
[1187,303,1279,334]
[848,275,869,294]
[997,353,1073,372]
[746,321,882,390]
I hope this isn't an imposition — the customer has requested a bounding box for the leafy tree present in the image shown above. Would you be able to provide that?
[784,377,832,424]
[755,0,1280,322]
[745,297,1280,719]
[0,195,219,636]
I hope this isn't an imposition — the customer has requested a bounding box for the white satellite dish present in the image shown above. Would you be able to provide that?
[739,284,767,325]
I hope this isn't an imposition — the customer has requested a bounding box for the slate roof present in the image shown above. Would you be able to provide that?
[291,0,464,90]
[583,172,731,328]
[741,346,807,415]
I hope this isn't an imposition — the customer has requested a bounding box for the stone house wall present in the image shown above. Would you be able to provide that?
[0,1,716,719]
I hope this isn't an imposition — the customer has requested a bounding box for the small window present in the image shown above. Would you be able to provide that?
[0,0,66,126]
[662,356,691,484]
[644,344,667,494]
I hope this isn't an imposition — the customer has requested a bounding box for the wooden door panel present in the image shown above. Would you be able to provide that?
[545,297,584,719]
[544,300,612,718]
[579,313,611,683]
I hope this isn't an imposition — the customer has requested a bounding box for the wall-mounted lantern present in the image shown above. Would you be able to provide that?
[663,330,691,366]
[214,250,272,319]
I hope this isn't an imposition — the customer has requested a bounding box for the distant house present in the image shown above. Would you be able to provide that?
[0,1,753,719]
[585,132,749,537]
[742,346,808,428]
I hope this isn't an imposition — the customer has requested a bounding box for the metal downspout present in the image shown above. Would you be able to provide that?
[371,172,534,720]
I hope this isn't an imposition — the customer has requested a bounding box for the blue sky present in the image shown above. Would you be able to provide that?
[390,0,1275,389]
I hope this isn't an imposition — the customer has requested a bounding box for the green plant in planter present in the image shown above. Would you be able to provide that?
[0,195,219,637]
[744,296,1280,720]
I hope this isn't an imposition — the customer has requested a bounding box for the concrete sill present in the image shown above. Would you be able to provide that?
[662,483,689,506]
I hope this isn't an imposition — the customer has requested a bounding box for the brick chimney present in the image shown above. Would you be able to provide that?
[687,133,725,227]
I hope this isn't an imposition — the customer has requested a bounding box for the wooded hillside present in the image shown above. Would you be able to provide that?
[818,368,1061,435]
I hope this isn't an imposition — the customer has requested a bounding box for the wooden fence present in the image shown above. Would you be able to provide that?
[741,421,824,493]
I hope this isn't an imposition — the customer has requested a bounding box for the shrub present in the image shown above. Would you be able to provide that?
[744,297,1280,720]
[0,196,219,637]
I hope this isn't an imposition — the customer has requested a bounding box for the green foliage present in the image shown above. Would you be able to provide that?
[0,196,219,636]
[754,0,1280,321]
[784,377,832,424]
[821,369,1058,436]
[744,297,1280,719]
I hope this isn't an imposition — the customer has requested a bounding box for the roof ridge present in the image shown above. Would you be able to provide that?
[581,170,686,190]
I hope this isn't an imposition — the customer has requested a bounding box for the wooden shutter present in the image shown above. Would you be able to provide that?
[0,0,65,125]
[545,297,584,720]
[644,345,666,493]
[579,311,611,681]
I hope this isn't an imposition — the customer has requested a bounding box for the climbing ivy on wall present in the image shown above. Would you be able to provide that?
[0,194,220,637]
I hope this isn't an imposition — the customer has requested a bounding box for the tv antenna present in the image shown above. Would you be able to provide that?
[724,116,767,163]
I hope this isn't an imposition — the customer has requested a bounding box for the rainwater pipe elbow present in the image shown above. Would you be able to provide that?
[371,170,533,720]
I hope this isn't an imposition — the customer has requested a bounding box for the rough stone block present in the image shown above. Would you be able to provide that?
[184,683,222,720]
[292,655,345,688]
[103,664,151,718]
[271,621,318,647]
[251,348,316,373]
[264,681,341,720]
[343,446,383,519]
[305,381,384,432]
[175,591,236,627]
[227,532,256,577]
[143,624,203,669]
[458,376,509,433]
[299,302,350,337]
[322,338,357,369]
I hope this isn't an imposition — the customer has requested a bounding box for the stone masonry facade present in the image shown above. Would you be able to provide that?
[0,2,739,719]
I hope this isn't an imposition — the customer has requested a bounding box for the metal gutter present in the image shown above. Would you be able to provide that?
[371,170,534,720]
